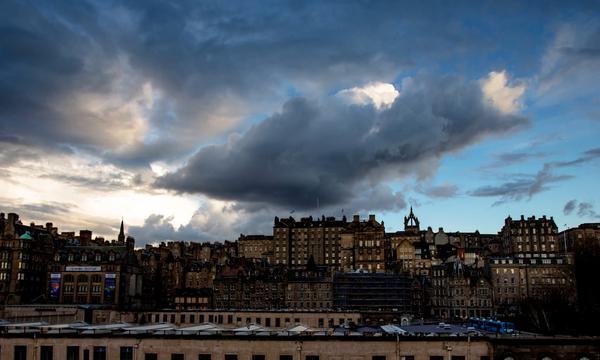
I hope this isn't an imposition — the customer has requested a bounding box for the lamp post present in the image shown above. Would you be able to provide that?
[563,224,568,254]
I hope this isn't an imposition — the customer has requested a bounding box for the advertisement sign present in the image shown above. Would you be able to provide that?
[66,266,101,272]
[104,273,116,303]
[49,274,61,299]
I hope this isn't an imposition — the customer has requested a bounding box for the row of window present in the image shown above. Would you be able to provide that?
[11,345,485,360]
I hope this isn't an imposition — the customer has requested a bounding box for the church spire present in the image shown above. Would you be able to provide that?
[118,218,125,243]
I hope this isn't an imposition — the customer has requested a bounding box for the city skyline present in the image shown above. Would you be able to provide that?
[1,1,599,245]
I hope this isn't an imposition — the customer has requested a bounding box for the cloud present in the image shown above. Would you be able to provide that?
[480,71,526,113]
[157,74,528,211]
[562,199,600,219]
[483,151,547,168]
[337,82,400,109]
[563,199,577,215]
[471,147,600,205]
[536,22,600,103]
[417,183,459,199]
[470,164,572,205]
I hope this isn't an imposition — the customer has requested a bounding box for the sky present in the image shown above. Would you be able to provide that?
[1,1,599,246]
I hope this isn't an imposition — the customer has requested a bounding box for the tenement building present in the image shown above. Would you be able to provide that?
[47,222,143,308]
[273,215,347,268]
[285,267,332,310]
[237,234,274,262]
[430,260,493,319]
[501,215,560,255]
[0,213,55,305]
[489,255,576,315]
[340,215,386,272]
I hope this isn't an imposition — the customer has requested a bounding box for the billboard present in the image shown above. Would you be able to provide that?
[104,273,116,303]
[49,273,61,300]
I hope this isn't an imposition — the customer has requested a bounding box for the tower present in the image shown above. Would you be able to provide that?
[404,207,420,234]
[118,218,125,243]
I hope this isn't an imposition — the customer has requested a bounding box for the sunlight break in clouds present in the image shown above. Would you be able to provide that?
[337,82,400,109]
[480,71,526,113]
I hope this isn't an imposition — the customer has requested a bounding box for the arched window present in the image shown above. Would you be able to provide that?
[77,274,88,283]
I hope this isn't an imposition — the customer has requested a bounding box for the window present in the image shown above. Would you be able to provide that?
[120,347,134,360]
[401,357,414,360]
[306,356,319,360]
[41,346,53,360]
[280,356,293,360]
[252,356,265,360]
[373,357,386,360]
[145,355,158,360]
[225,355,238,360]
[199,355,211,360]
[14,346,27,360]
[172,355,184,360]
[93,347,106,360]
[67,347,80,360]
[451,357,465,360]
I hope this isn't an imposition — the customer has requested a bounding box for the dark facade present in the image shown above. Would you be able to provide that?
[333,272,412,312]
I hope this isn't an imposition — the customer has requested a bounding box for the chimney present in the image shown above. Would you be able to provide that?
[368,214,376,222]
[5,213,19,238]
[353,215,359,222]
[46,222,53,231]
[79,230,92,246]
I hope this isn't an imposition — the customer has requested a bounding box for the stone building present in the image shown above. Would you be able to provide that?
[0,213,56,305]
[213,262,286,310]
[489,255,576,315]
[430,260,493,319]
[238,234,274,262]
[273,215,347,268]
[560,222,600,251]
[501,215,560,256]
[341,215,386,273]
[285,267,332,310]
[47,223,142,309]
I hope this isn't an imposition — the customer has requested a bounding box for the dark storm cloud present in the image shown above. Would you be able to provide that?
[0,0,505,168]
[7,0,581,171]
[157,75,528,210]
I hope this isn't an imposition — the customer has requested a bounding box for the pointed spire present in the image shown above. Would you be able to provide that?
[118,218,125,243]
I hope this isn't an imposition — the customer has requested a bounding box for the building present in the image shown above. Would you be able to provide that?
[333,272,412,312]
[560,222,600,252]
[238,234,274,262]
[341,215,386,273]
[0,213,56,305]
[489,255,576,315]
[47,224,142,309]
[273,216,347,268]
[1,320,598,360]
[285,267,332,310]
[429,260,493,319]
[501,215,560,256]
